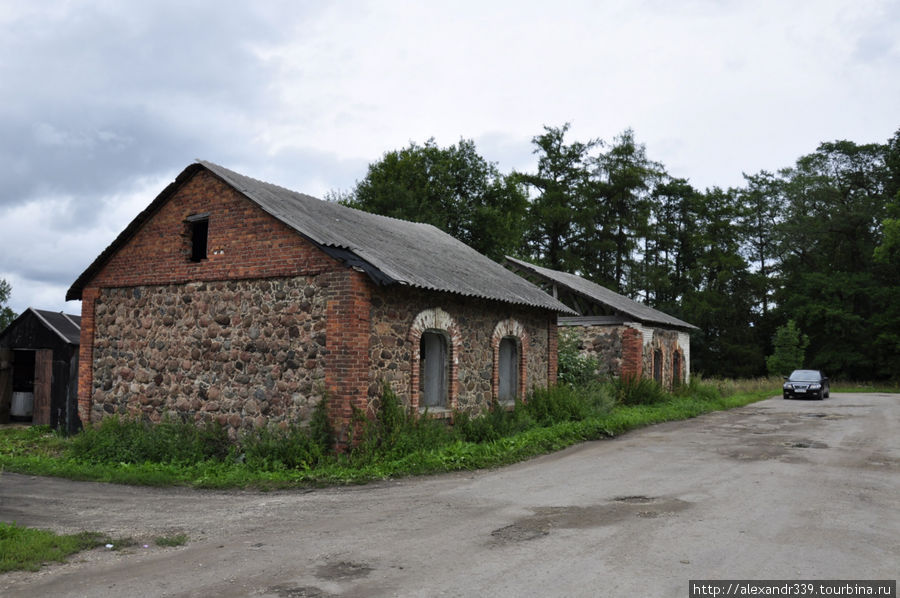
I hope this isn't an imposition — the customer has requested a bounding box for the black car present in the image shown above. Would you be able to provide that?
[782,369,830,400]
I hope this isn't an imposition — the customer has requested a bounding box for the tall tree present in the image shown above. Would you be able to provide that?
[679,187,762,377]
[738,171,783,319]
[517,124,599,272]
[643,178,702,310]
[591,129,665,295]
[337,138,527,261]
[773,138,893,378]
[0,279,16,331]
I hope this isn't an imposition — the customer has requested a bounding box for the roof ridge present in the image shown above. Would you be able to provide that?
[197,160,439,232]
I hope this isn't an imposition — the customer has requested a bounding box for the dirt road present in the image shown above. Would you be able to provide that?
[1,392,898,597]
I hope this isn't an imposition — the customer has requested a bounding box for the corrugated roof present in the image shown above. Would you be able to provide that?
[68,161,574,314]
[505,256,697,330]
[31,309,82,345]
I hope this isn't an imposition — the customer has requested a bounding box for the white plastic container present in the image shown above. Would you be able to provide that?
[10,392,34,417]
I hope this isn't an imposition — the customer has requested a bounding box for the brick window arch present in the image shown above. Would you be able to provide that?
[408,308,461,412]
[492,319,529,403]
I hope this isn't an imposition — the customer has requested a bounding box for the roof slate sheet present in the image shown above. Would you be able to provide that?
[32,309,82,345]
[505,256,697,330]
[69,160,573,314]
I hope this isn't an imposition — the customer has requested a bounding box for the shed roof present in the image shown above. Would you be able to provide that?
[0,308,81,346]
[504,256,697,330]
[67,161,574,314]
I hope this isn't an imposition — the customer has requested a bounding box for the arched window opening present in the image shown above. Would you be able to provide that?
[498,336,519,403]
[673,351,682,386]
[653,348,663,383]
[419,331,448,409]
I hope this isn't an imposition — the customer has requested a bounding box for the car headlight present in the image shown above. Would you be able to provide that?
[783,383,792,390]
[809,383,821,389]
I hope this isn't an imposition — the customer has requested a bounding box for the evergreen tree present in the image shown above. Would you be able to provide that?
[766,320,810,376]
[517,123,599,272]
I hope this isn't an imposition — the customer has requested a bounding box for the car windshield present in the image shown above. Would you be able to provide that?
[788,370,821,382]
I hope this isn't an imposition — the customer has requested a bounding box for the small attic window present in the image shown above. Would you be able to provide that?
[186,213,209,262]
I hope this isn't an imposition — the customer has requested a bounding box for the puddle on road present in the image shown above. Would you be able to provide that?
[267,585,336,598]
[315,561,373,581]
[784,440,829,449]
[491,496,690,544]
[263,561,373,597]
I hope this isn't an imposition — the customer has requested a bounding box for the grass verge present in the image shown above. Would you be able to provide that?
[0,380,776,490]
[0,522,107,573]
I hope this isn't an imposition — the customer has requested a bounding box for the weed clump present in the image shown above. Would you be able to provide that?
[67,415,230,465]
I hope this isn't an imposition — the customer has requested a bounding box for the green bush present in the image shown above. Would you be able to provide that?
[67,415,230,465]
[455,400,535,443]
[612,376,669,406]
[239,425,326,471]
[557,329,599,387]
[522,384,590,424]
[350,387,457,462]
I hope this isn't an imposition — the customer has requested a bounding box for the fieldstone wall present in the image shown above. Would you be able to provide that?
[562,321,688,388]
[90,276,328,435]
[560,324,629,378]
[367,287,552,414]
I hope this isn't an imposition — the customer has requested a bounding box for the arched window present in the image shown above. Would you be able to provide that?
[409,308,460,412]
[673,351,682,386]
[498,336,519,403]
[419,331,449,409]
[653,348,663,383]
[491,319,528,404]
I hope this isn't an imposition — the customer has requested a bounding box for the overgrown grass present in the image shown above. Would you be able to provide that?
[830,381,900,393]
[0,522,107,573]
[0,377,778,489]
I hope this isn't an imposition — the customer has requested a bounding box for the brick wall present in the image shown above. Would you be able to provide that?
[324,269,372,442]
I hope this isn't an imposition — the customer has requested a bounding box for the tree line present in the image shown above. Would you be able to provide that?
[332,125,900,381]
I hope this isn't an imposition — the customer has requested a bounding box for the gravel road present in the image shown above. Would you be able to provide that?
[1,392,898,597]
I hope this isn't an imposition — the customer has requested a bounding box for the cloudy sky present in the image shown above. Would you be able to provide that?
[1,0,898,317]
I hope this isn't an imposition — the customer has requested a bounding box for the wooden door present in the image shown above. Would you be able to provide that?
[33,349,53,426]
[0,348,11,423]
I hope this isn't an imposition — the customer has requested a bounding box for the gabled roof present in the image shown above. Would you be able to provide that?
[68,161,574,314]
[504,256,697,330]
[0,308,81,346]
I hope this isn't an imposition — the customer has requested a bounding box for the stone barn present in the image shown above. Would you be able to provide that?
[0,308,81,432]
[505,257,697,388]
[66,161,573,440]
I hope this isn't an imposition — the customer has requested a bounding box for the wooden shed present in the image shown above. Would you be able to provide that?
[0,308,81,432]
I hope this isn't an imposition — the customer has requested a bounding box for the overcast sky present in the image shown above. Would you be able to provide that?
[1,0,898,317]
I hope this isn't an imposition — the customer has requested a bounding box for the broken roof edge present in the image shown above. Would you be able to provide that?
[504,256,698,331]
